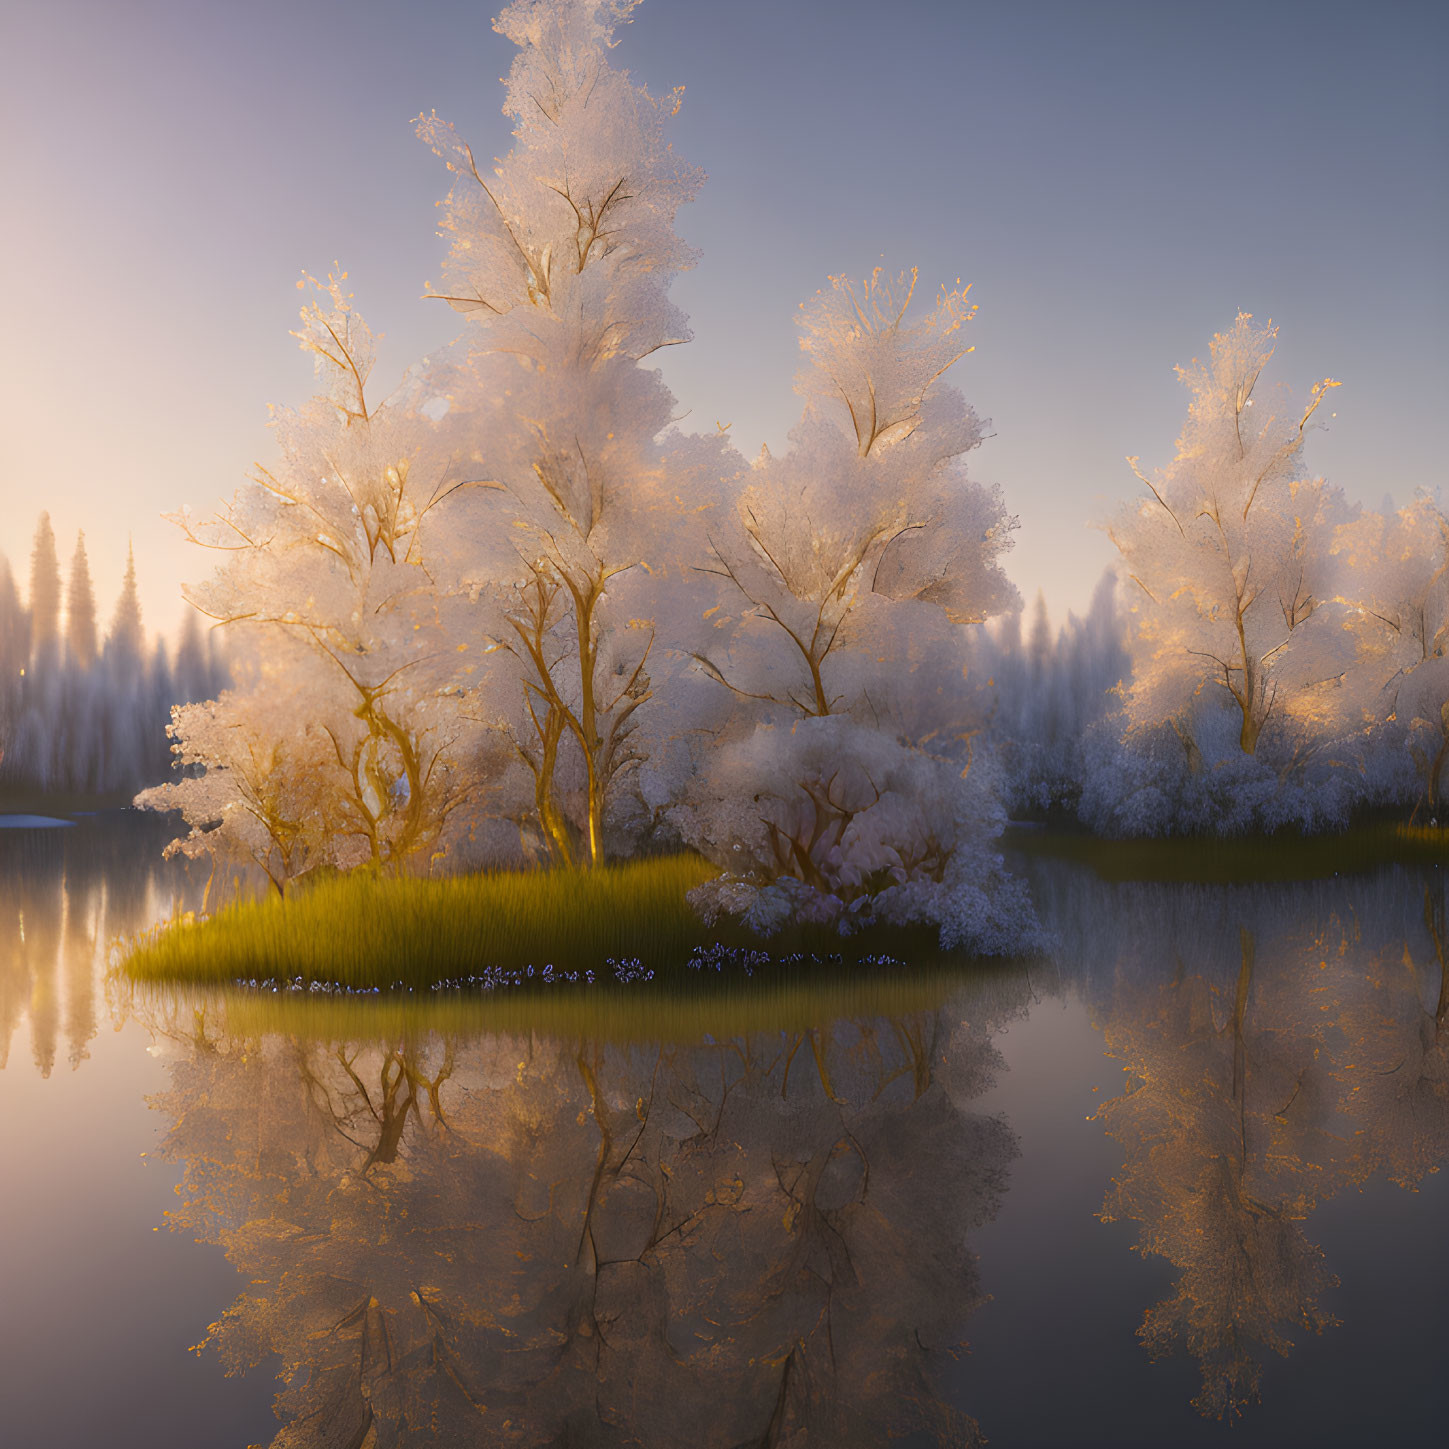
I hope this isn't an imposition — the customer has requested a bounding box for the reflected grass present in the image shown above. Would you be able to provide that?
[128,966,1001,1047]
[1006,820,1449,882]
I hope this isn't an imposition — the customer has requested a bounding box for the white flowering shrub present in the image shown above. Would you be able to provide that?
[678,716,1040,954]
[1077,704,1369,837]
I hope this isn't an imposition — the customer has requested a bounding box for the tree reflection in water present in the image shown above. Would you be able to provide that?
[148,985,1025,1447]
[0,816,187,1076]
[1079,874,1449,1419]
[1332,888,1449,1189]
[14,823,1445,1434]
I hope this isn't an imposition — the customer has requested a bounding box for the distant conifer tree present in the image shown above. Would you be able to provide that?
[0,554,25,763]
[1027,589,1052,681]
[108,541,144,665]
[28,513,62,663]
[66,531,99,669]
[0,555,25,672]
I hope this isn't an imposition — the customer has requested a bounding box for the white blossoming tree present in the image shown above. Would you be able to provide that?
[1108,314,1353,768]
[139,677,335,900]
[675,270,1030,949]
[418,0,710,866]
[139,276,491,876]
[1338,494,1449,815]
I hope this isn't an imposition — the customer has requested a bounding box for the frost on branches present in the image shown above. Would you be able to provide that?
[682,716,1036,954]
[418,0,709,867]
[1089,314,1367,835]
[138,278,494,881]
[135,0,1039,954]
[1337,494,1449,817]
[676,270,1035,952]
[137,678,334,899]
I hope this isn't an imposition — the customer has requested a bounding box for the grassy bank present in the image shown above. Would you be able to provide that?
[121,852,974,993]
[1004,820,1449,883]
[123,854,728,989]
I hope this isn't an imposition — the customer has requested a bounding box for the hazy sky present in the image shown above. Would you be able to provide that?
[2,0,1445,640]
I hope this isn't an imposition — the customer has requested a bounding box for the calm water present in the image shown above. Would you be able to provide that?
[1,817,1445,1448]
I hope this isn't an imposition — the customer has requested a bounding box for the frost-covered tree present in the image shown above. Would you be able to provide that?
[1109,315,1351,763]
[1337,494,1449,815]
[65,531,98,669]
[145,275,490,873]
[138,682,335,898]
[675,269,1029,949]
[692,270,1014,717]
[418,0,706,866]
[683,715,1036,952]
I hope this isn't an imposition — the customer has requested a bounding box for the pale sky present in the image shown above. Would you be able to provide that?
[2,0,1445,640]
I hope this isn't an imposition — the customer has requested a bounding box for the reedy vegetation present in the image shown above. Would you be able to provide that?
[124,854,716,989]
[121,850,970,993]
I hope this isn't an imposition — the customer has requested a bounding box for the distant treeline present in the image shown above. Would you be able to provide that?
[0,513,227,797]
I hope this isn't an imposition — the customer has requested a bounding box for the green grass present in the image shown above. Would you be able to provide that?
[119,851,995,998]
[1004,820,1449,883]
[123,854,727,989]
[123,822,1447,995]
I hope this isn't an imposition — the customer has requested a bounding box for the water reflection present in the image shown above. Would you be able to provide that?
[1042,870,1449,1419]
[0,814,189,1075]
[144,984,1026,1447]
[7,822,1447,1439]
[1333,891,1449,1188]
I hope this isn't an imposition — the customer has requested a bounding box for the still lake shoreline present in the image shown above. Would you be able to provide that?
[7,803,1447,991]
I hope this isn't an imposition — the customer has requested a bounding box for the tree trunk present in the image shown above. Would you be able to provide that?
[535,716,573,867]
[1171,719,1203,775]
[1239,710,1260,755]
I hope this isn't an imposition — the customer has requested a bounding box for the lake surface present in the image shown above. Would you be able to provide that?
[1,817,1445,1448]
